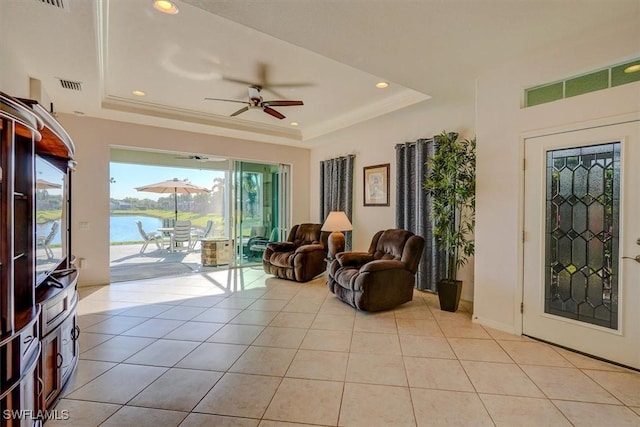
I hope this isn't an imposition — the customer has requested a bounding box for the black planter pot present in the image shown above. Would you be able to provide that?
[438,279,462,312]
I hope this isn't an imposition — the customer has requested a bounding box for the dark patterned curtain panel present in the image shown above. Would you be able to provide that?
[320,155,355,250]
[395,139,445,291]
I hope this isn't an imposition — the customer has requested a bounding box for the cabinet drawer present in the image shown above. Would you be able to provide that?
[41,287,77,337]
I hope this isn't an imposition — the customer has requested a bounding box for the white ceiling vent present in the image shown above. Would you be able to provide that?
[58,79,82,91]
[35,0,69,10]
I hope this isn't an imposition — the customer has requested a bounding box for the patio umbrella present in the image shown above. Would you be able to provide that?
[36,178,62,189]
[135,178,210,220]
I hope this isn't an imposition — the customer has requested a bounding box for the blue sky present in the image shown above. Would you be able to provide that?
[109,162,225,200]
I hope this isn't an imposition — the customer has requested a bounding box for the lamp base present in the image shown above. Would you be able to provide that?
[327,231,345,259]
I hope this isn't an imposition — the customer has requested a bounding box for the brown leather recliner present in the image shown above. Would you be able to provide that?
[327,229,425,311]
[263,223,329,282]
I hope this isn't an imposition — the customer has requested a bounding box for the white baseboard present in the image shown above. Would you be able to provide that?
[472,315,520,335]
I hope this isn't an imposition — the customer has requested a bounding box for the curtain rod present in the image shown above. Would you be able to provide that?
[395,137,434,149]
[321,153,355,162]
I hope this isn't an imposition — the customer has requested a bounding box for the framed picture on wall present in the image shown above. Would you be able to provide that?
[363,163,390,206]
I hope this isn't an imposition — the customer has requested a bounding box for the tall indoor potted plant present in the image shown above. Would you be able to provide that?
[424,131,476,312]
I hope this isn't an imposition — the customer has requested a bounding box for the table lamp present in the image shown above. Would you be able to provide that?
[321,211,353,259]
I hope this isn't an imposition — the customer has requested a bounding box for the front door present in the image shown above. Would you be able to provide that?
[523,119,640,369]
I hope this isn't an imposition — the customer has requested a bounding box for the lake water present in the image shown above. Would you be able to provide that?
[37,215,163,244]
[110,215,163,243]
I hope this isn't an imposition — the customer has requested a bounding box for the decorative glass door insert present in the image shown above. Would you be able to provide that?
[545,143,620,329]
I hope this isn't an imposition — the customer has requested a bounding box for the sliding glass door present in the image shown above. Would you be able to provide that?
[233,161,290,266]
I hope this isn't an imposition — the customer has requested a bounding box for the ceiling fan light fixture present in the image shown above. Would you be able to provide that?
[375,81,390,89]
[290,122,299,127]
[153,0,179,15]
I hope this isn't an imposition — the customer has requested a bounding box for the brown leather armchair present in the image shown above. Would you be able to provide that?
[263,223,329,282]
[327,229,425,311]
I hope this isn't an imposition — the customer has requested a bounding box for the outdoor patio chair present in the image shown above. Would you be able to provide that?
[37,221,59,259]
[135,220,161,254]
[242,225,266,259]
[170,220,192,252]
[248,227,281,259]
[189,219,213,250]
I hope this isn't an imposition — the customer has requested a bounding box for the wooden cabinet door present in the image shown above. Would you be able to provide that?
[18,360,40,427]
[40,330,60,409]
[58,314,77,385]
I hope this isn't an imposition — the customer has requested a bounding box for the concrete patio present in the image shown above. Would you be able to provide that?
[109,242,227,283]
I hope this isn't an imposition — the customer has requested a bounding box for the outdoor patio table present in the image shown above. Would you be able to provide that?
[157,227,174,250]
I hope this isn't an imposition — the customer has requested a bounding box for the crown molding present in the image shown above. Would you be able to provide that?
[101,95,303,141]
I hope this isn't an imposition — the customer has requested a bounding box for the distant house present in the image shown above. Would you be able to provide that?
[110,200,132,210]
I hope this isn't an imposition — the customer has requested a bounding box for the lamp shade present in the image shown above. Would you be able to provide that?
[321,211,353,232]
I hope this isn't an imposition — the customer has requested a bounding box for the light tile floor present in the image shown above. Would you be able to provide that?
[49,268,640,426]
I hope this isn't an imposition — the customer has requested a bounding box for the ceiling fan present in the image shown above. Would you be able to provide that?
[205,85,303,120]
[222,62,313,99]
[175,155,226,162]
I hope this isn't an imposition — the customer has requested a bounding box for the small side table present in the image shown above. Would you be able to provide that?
[201,239,231,266]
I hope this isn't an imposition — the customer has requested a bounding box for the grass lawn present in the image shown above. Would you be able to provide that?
[111,209,218,228]
[36,210,62,224]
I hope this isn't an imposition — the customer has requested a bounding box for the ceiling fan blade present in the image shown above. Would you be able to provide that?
[261,83,313,99]
[261,87,286,99]
[257,62,268,85]
[266,82,315,88]
[263,100,304,107]
[204,97,250,105]
[221,76,255,86]
[230,106,250,117]
[263,106,285,120]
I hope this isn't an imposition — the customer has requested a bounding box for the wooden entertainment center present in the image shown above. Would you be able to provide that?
[0,92,78,426]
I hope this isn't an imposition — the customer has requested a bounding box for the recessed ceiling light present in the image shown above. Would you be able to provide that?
[153,0,179,14]
[624,64,640,73]
[290,122,299,127]
[375,82,389,89]
[132,90,146,97]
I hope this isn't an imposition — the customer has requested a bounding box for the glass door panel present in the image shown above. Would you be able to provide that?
[545,143,620,329]
[275,163,291,242]
[233,161,290,266]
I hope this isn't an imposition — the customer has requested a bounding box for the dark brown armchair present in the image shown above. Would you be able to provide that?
[263,223,329,282]
[327,229,425,311]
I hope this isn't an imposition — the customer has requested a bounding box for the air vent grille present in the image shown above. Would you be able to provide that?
[58,79,82,91]
[36,0,68,9]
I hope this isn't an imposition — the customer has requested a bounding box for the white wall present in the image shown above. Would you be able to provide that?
[0,1,28,97]
[308,98,477,300]
[57,115,311,286]
[474,18,640,333]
